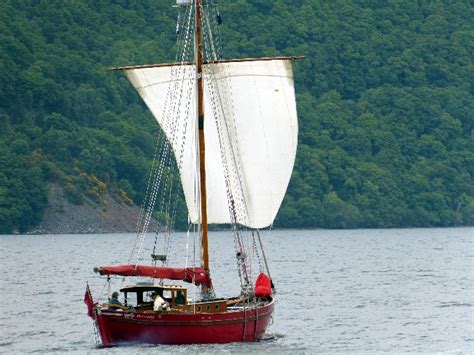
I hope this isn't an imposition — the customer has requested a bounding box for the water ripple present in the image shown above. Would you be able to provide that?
[438,302,472,308]
[0,228,472,353]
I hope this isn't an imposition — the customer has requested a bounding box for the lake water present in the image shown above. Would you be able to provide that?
[0,228,472,353]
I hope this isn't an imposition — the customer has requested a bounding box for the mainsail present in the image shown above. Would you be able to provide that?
[120,57,298,228]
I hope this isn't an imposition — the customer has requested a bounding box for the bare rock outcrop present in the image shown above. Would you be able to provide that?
[29,184,159,234]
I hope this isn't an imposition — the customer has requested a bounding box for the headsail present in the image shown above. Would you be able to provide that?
[120,57,298,228]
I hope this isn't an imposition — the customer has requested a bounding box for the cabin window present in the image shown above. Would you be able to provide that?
[215,304,219,311]
[176,291,185,305]
[126,293,137,306]
[162,290,172,302]
[206,304,211,312]
[197,305,202,312]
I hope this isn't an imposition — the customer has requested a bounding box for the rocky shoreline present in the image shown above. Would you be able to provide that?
[28,184,159,234]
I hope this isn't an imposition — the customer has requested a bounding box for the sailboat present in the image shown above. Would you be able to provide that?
[84,0,300,346]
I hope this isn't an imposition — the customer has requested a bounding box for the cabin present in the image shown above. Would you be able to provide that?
[117,284,187,311]
[104,284,228,314]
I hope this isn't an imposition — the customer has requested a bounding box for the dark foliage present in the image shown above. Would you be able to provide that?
[0,0,472,233]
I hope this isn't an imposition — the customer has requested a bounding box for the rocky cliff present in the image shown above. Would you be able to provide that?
[29,184,159,234]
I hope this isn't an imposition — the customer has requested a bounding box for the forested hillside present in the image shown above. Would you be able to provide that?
[0,0,472,233]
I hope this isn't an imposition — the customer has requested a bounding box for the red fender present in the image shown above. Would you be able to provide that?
[254,273,272,298]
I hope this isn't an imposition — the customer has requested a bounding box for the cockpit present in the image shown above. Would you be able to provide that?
[105,284,188,312]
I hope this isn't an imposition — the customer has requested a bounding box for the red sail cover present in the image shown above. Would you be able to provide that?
[95,264,212,287]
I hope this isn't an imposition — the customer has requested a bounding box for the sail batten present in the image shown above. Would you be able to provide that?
[125,59,298,228]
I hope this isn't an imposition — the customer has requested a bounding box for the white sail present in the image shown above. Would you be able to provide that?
[124,58,298,228]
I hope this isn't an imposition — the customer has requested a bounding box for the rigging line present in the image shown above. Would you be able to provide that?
[252,230,264,273]
[156,156,172,223]
[128,2,195,265]
[206,65,249,224]
[151,166,175,267]
[171,11,195,168]
[137,124,175,256]
[163,65,189,140]
[202,5,218,61]
[256,229,273,287]
[175,8,184,56]
[137,104,172,233]
[176,7,181,36]
[202,59,239,222]
[151,151,175,247]
[204,2,262,293]
[203,67,238,227]
[134,10,195,263]
[163,178,175,265]
[163,77,192,238]
[135,142,170,261]
[201,26,249,225]
[161,6,193,138]
[185,222,192,268]
[99,277,110,300]
[203,70,248,249]
[246,229,254,282]
[128,131,164,262]
[193,224,198,302]
[134,110,171,261]
[204,68,249,287]
[175,69,195,170]
[193,222,197,269]
[168,181,181,242]
[174,4,193,70]
[92,319,100,345]
[201,19,251,288]
[151,231,160,266]
[210,1,223,58]
[132,68,180,260]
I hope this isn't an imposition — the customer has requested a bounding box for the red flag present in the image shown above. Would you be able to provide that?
[84,283,96,319]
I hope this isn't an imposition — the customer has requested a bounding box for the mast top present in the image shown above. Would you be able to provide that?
[176,0,192,6]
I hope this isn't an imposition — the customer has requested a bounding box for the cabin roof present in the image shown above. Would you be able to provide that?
[119,284,187,293]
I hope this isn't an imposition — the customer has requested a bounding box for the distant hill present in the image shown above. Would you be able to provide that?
[0,0,472,233]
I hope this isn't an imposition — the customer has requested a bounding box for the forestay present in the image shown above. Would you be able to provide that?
[124,58,298,228]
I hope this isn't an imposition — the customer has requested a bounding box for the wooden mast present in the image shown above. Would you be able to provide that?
[195,0,209,273]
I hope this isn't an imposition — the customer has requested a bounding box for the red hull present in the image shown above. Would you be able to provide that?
[95,300,274,346]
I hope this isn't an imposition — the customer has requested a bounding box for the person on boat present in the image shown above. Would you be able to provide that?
[108,291,123,309]
[151,292,169,311]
